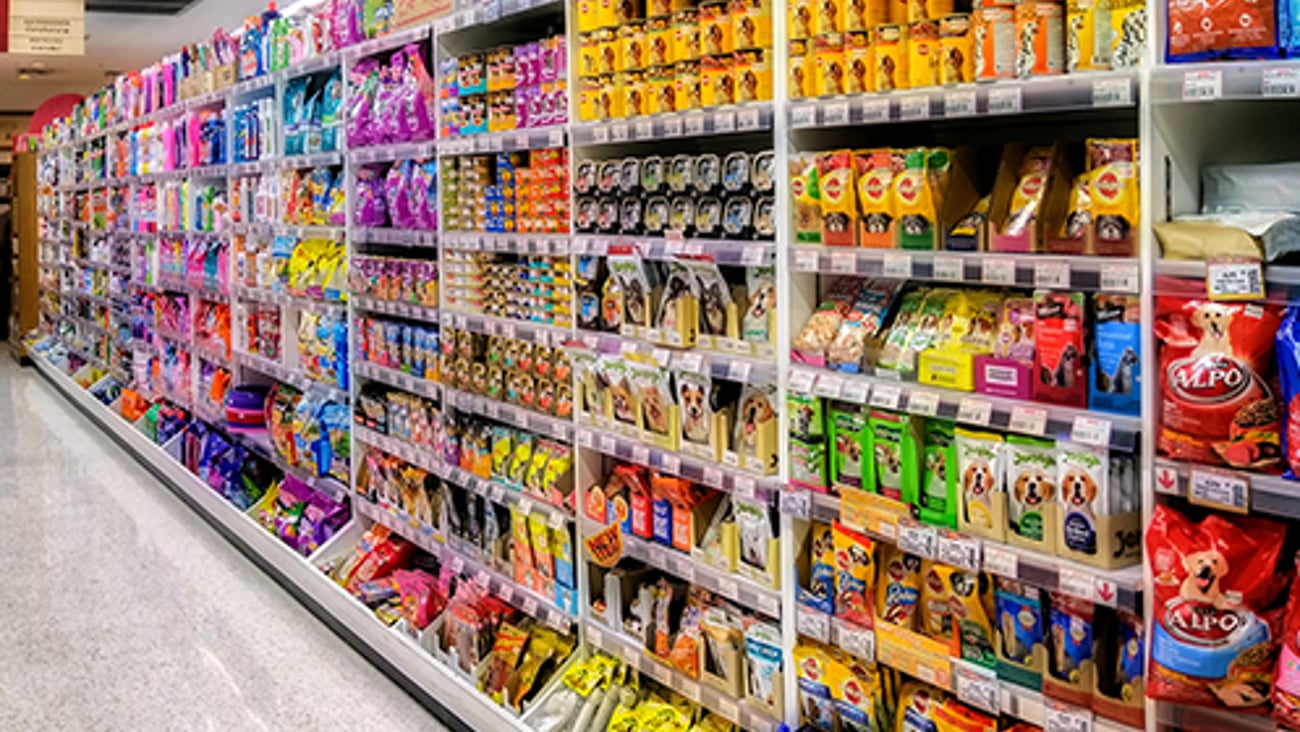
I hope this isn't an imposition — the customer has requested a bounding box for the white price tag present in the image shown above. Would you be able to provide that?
[790,104,817,128]
[870,383,902,410]
[793,248,820,271]
[780,489,812,518]
[932,256,965,282]
[956,397,993,426]
[741,246,766,266]
[591,125,609,143]
[1264,67,1300,97]
[684,113,706,136]
[944,90,977,117]
[1070,415,1113,448]
[938,531,981,572]
[830,251,858,274]
[631,445,651,465]
[599,435,617,454]
[789,369,816,394]
[521,595,540,617]
[586,624,604,649]
[797,606,831,642]
[1092,77,1132,107]
[713,110,736,132]
[908,390,941,417]
[610,123,630,142]
[882,253,913,278]
[982,543,1024,579]
[1206,258,1265,300]
[662,116,684,137]
[1058,567,1099,602]
[955,664,1000,714]
[622,644,641,666]
[897,519,938,558]
[635,120,654,138]
[737,108,761,130]
[732,476,757,501]
[704,467,724,488]
[860,98,890,123]
[822,101,850,126]
[727,360,753,382]
[715,697,740,724]
[680,678,702,702]
[842,379,871,404]
[982,257,1017,286]
[1034,260,1071,288]
[899,95,930,120]
[1183,70,1223,101]
[815,374,844,399]
[988,86,1023,115]
[1045,703,1093,732]
[578,430,594,448]
[716,576,740,600]
[837,620,876,662]
[1099,262,1140,293]
[1189,468,1250,513]
[1008,405,1048,436]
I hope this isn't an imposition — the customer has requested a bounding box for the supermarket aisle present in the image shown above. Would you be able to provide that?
[0,358,446,732]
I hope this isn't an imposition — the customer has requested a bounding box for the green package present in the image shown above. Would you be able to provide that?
[830,401,873,494]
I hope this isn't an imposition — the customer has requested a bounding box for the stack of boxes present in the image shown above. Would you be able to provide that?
[439,34,569,137]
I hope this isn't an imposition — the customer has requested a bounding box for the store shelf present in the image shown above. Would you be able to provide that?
[439,125,567,155]
[232,284,347,312]
[807,492,1143,611]
[572,234,775,267]
[229,160,279,176]
[575,330,777,387]
[348,139,438,165]
[581,517,780,617]
[1154,458,1300,519]
[443,384,574,443]
[274,223,346,240]
[194,340,233,367]
[353,360,442,400]
[353,424,571,526]
[342,22,432,61]
[356,498,576,632]
[443,230,571,255]
[571,103,774,146]
[1155,257,1300,287]
[433,0,560,33]
[158,228,227,240]
[351,294,439,321]
[31,355,534,732]
[233,349,349,404]
[354,227,439,247]
[788,365,1140,452]
[441,310,571,348]
[277,151,344,170]
[788,71,1138,129]
[231,430,351,505]
[1150,60,1300,104]
[792,246,1140,292]
[583,620,781,732]
[577,426,781,504]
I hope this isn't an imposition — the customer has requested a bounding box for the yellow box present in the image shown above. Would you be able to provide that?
[845,29,873,93]
[578,33,600,77]
[623,70,649,116]
[909,19,940,88]
[846,0,888,31]
[700,0,735,55]
[596,28,622,74]
[597,72,626,119]
[577,0,600,30]
[815,0,845,34]
[733,48,773,102]
[674,60,702,109]
[788,38,813,98]
[620,22,648,70]
[647,65,678,113]
[730,0,772,50]
[874,22,909,90]
[647,16,675,65]
[701,54,734,106]
[1067,0,1107,71]
[597,0,618,28]
[813,33,845,97]
[789,0,815,39]
[648,0,691,16]
[939,14,974,84]
[674,8,700,60]
[616,0,644,23]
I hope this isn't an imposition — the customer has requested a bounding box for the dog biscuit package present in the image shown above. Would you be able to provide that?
[790,393,830,491]
[833,520,876,626]
[876,542,922,629]
[1107,0,1146,67]
[1005,435,1056,544]
[874,23,909,91]
[1048,592,1094,684]
[1089,138,1140,256]
[1091,294,1141,416]
[974,5,1015,79]
[800,522,836,613]
[869,410,921,502]
[1057,440,1108,556]
[1066,0,1106,71]
[1015,2,1065,78]
[956,428,1003,532]
[949,569,996,668]
[997,577,1045,667]
[1147,505,1288,710]
[831,401,872,493]
[1034,290,1087,408]
[817,150,857,246]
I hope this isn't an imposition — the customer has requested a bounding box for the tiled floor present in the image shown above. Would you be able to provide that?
[0,357,445,731]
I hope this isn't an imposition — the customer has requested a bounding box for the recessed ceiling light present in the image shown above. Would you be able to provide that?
[18,73,30,80]
[30,61,44,69]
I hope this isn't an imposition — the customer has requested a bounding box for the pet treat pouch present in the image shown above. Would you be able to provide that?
[833,520,876,626]
[869,410,920,502]
[831,401,873,493]
[792,154,823,244]
[1034,290,1087,408]
[790,392,829,491]
[876,542,922,629]
[1057,441,1108,556]
[956,428,1003,534]
[1091,294,1141,416]
[855,149,900,249]
[914,418,958,528]
[817,150,857,247]
[1005,435,1056,545]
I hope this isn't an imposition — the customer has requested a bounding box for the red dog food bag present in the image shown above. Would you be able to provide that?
[1155,283,1283,470]
[1147,504,1289,710]
[1273,551,1300,728]
[1033,290,1087,408]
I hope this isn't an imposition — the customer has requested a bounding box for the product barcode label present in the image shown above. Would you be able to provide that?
[1008,405,1048,436]
[790,104,817,128]
[870,384,902,410]
[842,380,870,403]
[1189,468,1250,513]
[660,454,680,474]
[591,125,609,143]
[1044,702,1093,732]
[944,90,976,117]
[982,257,1017,286]
[899,95,930,120]
[815,375,844,398]
[883,253,913,278]
[860,98,890,123]
[907,390,941,417]
[987,86,1022,115]
[982,543,1019,577]
[932,256,964,282]
[897,519,937,558]
[956,397,993,426]
[737,108,761,130]
[1070,415,1113,447]
[1206,258,1264,300]
[793,248,820,271]
[797,606,830,642]
[713,110,736,132]
[780,489,812,519]
[830,251,858,274]
[1099,262,1140,292]
[662,116,683,136]
[1263,67,1300,96]
[1182,70,1223,101]
[1034,260,1070,288]
[788,369,816,394]
[610,123,629,141]
[938,531,981,572]
[684,114,706,135]
[1058,567,1098,602]
[955,663,1000,714]
[822,101,850,126]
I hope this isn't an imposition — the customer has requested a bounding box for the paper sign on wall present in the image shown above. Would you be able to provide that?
[1,0,84,55]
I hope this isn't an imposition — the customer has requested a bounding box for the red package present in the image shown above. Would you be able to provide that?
[1033,291,1087,407]
[1273,551,1300,728]
[1146,504,1289,710]
[1168,0,1277,61]
[1154,284,1283,470]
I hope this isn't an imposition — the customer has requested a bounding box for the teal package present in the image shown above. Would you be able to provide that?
[1089,294,1140,416]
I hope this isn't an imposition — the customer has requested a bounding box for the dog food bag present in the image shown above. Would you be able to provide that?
[795,643,838,730]
[939,14,975,83]
[791,154,823,243]
[894,147,946,250]
[1278,306,1300,478]
[1088,138,1139,256]
[735,497,775,575]
[1057,440,1108,555]
[1056,173,1091,250]
[790,392,830,490]
[956,428,1003,530]
[831,400,872,492]
[801,522,837,613]
[794,277,861,360]
[897,682,945,732]
[1273,552,1300,727]
[818,150,858,246]
[1155,292,1283,470]
[874,23,910,90]
[921,560,958,642]
[1004,147,1054,238]
[1048,592,1094,683]
[1005,435,1056,542]
[1014,2,1065,77]
[1147,504,1288,709]
[855,149,900,248]
[1091,294,1141,416]
[833,520,877,625]
[948,567,997,667]
[974,5,1016,79]
[997,577,1044,666]
[876,542,922,629]
[1107,0,1145,67]
[1034,290,1087,407]
[1167,0,1278,61]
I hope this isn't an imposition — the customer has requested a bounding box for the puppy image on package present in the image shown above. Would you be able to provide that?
[1006,435,1056,542]
[677,372,712,444]
[957,428,1003,530]
[736,386,777,469]
[1058,442,1106,555]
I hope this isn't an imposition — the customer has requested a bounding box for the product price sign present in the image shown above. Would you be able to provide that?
[660,454,681,475]
[883,252,913,278]
[790,104,817,128]
[1098,262,1140,293]
[591,125,609,143]
[1070,415,1113,448]
[933,256,965,282]
[727,360,752,382]
[610,123,630,142]
[1189,468,1250,514]
[713,110,736,132]
[982,543,1019,577]
[1092,77,1133,107]
[737,107,762,130]
[684,113,707,136]
[822,101,850,126]
[836,620,876,662]
[1182,70,1223,101]
[830,251,858,274]
[662,116,684,137]
[938,530,981,572]
[635,120,654,139]
[860,97,890,123]
[907,390,941,417]
[944,90,977,117]
[797,606,831,643]
[1206,258,1265,301]
[954,663,1000,714]
[1034,260,1070,288]
[988,86,1023,115]
[780,489,812,519]
[870,383,902,410]
[899,94,930,120]
[842,379,871,404]
[732,475,757,501]
[1058,567,1098,602]
[793,248,821,272]
[789,369,817,394]
[956,397,993,426]
[1044,702,1093,732]
[815,374,844,399]
[897,518,938,558]
[741,245,766,266]
[1008,405,1048,436]
[982,257,1017,286]
[631,445,651,466]
[704,467,724,488]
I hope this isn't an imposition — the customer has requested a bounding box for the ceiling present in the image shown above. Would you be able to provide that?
[0,0,270,112]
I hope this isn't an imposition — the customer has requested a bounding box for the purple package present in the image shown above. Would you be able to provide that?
[514,88,531,129]
[552,84,568,125]
[296,490,347,555]
[273,475,314,545]
[553,34,567,80]
[539,39,556,83]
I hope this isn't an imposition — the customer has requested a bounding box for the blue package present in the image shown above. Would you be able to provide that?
[1277,305,1300,478]
[1117,609,1143,688]
[996,578,1044,665]
[796,522,834,615]
[321,70,343,152]
[1089,294,1141,416]
[652,498,672,545]
[1048,593,1094,682]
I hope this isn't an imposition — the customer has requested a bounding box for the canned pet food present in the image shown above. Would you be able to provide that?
[670,196,696,234]
[752,152,775,193]
[723,196,754,238]
[620,158,642,194]
[642,156,665,193]
[697,197,723,237]
[621,197,644,234]
[597,197,620,232]
[575,161,597,195]
[724,151,752,192]
[576,197,599,231]
[645,197,670,233]
[668,154,695,192]
[598,161,621,193]
[696,154,722,193]
[755,196,776,238]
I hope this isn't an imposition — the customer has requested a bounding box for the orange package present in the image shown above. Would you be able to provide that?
[1014,2,1064,77]
[973,5,1015,79]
